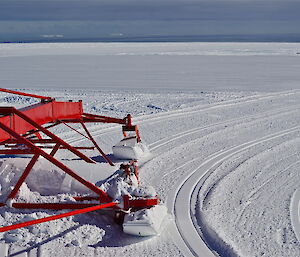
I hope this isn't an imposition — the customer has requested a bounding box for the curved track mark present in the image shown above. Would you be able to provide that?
[167,126,300,256]
[290,189,300,243]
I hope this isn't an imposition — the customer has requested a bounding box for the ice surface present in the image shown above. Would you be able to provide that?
[1,43,300,91]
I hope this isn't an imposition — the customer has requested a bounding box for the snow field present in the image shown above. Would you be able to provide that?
[139,90,300,256]
[1,43,300,256]
[1,43,300,92]
[1,88,300,256]
[0,87,222,256]
[0,42,300,57]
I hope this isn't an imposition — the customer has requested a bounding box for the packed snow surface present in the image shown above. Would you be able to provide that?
[0,43,300,257]
[1,42,300,92]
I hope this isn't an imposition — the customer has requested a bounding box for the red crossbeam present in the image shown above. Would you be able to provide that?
[0,88,153,232]
[1,139,57,144]
[0,107,94,163]
[7,154,40,200]
[123,195,159,210]
[0,102,83,143]
[0,88,53,100]
[73,196,101,201]
[82,113,127,124]
[80,121,114,166]
[0,202,117,233]
[0,149,33,154]
[13,108,94,163]
[11,202,102,210]
[41,146,94,150]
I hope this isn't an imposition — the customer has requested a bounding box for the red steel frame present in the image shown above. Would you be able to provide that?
[0,202,117,233]
[0,88,156,233]
[0,88,53,101]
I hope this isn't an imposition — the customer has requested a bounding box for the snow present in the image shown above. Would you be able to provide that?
[97,166,156,202]
[123,205,168,236]
[112,138,151,160]
[290,189,300,244]
[0,42,299,57]
[0,42,300,256]
[1,43,300,92]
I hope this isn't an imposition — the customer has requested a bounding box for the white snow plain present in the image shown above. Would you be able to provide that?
[0,43,300,257]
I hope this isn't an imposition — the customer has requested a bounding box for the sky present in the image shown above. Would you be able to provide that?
[0,0,300,42]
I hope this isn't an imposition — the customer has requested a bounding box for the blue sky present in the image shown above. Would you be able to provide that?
[0,0,299,42]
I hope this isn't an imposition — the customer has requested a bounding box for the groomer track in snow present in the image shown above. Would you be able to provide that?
[1,41,300,257]
[0,87,300,256]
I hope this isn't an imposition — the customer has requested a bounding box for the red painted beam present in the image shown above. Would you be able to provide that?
[83,113,127,124]
[23,122,60,138]
[0,102,83,143]
[129,198,158,208]
[0,88,53,100]
[0,149,33,154]
[80,121,114,166]
[0,202,117,233]
[123,195,159,210]
[0,122,112,202]
[11,202,101,210]
[49,143,60,157]
[3,139,57,144]
[40,146,95,150]
[60,121,90,140]
[12,108,95,164]
[73,196,101,201]
[7,154,40,200]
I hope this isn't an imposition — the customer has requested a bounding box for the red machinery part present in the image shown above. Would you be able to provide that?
[0,102,83,142]
[123,195,159,210]
[0,88,154,232]
[0,88,53,100]
[0,202,117,233]
[0,121,112,202]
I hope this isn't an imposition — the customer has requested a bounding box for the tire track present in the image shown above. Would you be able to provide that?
[149,104,300,152]
[290,189,300,243]
[166,125,300,256]
[63,91,300,158]
[64,90,299,146]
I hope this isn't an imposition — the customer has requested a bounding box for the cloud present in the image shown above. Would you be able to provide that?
[0,0,299,42]
[0,0,299,21]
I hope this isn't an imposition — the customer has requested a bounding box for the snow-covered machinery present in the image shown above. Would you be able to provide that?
[0,88,165,237]
[113,137,150,160]
[112,114,151,161]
